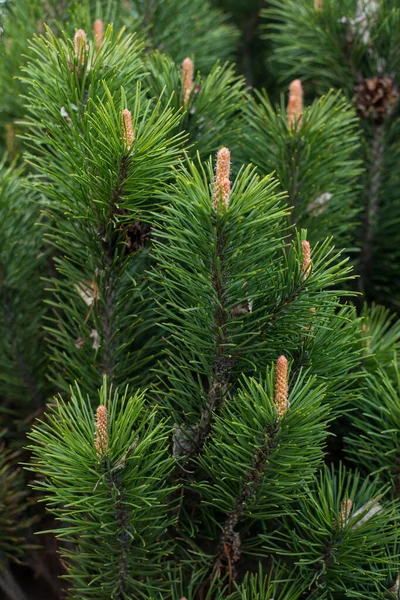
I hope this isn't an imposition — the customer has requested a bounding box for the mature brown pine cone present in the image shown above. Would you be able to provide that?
[354,76,399,123]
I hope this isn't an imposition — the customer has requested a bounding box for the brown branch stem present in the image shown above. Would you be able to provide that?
[104,464,131,598]
[98,153,131,380]
[359,123,385,292]
[179,220,232,463]
[211,422,279,589]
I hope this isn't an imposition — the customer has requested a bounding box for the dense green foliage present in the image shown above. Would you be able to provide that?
[0,0,400,598]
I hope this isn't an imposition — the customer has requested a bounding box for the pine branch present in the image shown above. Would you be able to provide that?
[213,420,279,587]
[22,29,185,396]
[145,53,247,164]
[27,381,176,599]
[193,367,329,588]
[243,89,363,248]
[263,464,399,597]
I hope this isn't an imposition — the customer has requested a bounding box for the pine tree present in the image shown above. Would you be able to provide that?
[25,142,398,597]
[263,464,399,598]
[1,3,400,599]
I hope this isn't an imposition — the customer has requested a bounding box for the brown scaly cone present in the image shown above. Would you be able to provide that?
[274,355,289,420]
[354,76,399,124]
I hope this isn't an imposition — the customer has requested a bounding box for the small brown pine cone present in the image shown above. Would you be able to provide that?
[354,76,399,123]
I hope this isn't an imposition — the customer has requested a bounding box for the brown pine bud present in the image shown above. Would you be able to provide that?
[93,19,104,51]
[74,29,87,55]
[338,498,353,528]
[301,240,311,278]
[274,355,288,420]
[182,57,194,107]
[122,108,134,149]
[287,79,303,130]
[95,405,108,457]
[314,0,323,10]
[219,177,230,208]
[213,147,231,210]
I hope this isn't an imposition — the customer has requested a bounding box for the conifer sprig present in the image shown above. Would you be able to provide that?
[264,0,400,95]
[153,152,356,435]
[262,465,400,597]
[194,368,329,583]
[243,89,363,247]
[145,52,247,163]
[27,381,175,599]
[21,29,185,395]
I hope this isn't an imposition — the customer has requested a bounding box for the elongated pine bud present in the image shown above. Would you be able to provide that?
[287,79,303,130]
[95,405,108,457]
[182,57,194,107]
[301,240,311,278]
[314,0,323,10]
[93,19,104,50]
[122,108,134,148]
[213,147,231,209]
[74,29,87,55]
[338,498,353,527]
[274,355,288,419]
[220,177,230,207]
